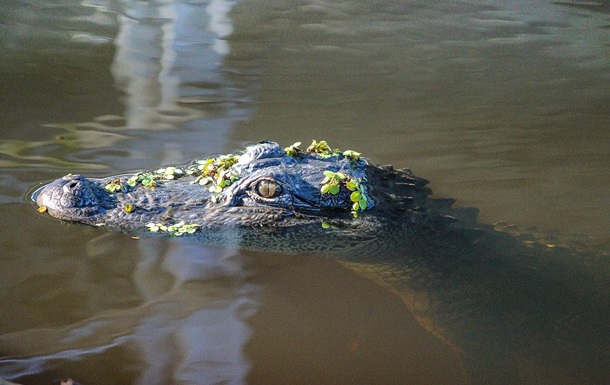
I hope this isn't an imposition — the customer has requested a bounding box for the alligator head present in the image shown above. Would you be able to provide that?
[33,141,434,254]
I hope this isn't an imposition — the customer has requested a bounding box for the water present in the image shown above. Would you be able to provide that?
[1,0,609,384]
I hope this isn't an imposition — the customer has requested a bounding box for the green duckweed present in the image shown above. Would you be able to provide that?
[155,166,184,180]
[104,178,123,193]
[320,170,370,218]
[284,142,302,156]
[127,173,158,188]
[187,154,240,193]
[146,221,200,236]
[306,140,340,158]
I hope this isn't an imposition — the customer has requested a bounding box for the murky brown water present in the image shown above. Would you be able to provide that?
[1,0,608,384]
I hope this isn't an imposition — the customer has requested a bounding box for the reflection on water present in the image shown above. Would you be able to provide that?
[111,0,233,129]
[0,0,249,183]
[1,0,609,384]
[0,204,257,385]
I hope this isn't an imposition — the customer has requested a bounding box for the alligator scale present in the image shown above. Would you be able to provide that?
[34,140,435,254]
[32,140,610,384]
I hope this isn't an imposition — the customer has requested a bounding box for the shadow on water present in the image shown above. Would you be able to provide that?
[0,0,609,384]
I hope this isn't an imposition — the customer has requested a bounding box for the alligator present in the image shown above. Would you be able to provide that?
[32,140,610,384]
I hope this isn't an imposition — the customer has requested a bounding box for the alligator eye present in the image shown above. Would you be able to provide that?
[256,180,282,199]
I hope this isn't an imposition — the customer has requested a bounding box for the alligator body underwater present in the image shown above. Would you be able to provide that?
[33,140,610,384]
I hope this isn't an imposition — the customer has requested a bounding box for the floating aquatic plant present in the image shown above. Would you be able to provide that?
[146,221,200,236]
[187,154,240,193]
[321,221,340,229]
[320,170,370,218]
[127,172,158,188]
[155,166,184,180]
[284,142,302,157]
[342,149,361,162]
[346,178,370,218]
[306,140,340,158]
[104,178,123,193]
[105,166,186,195]
[320,170,346,195]
[302,140,362,162]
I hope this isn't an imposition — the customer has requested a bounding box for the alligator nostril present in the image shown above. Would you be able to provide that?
[67,181,78,189]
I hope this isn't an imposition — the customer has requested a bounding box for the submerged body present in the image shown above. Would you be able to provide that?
[33,141,610,384]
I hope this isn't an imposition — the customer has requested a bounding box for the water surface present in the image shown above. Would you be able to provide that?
[0,0,608,384]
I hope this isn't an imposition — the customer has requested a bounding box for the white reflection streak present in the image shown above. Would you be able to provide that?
[110,2,254,382]
[132,241,257,385]
[208,0,236,55]
[112,0,235,130]
[112,2,167,129]
[158,3,180,114]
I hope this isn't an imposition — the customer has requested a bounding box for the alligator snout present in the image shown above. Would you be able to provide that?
[34,174,112,221]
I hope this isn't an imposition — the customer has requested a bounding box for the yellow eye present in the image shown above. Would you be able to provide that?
[256,180,282,198]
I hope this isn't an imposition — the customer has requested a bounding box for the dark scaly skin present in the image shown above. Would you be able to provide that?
[34,141,433,254]
[32,141,610,384]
